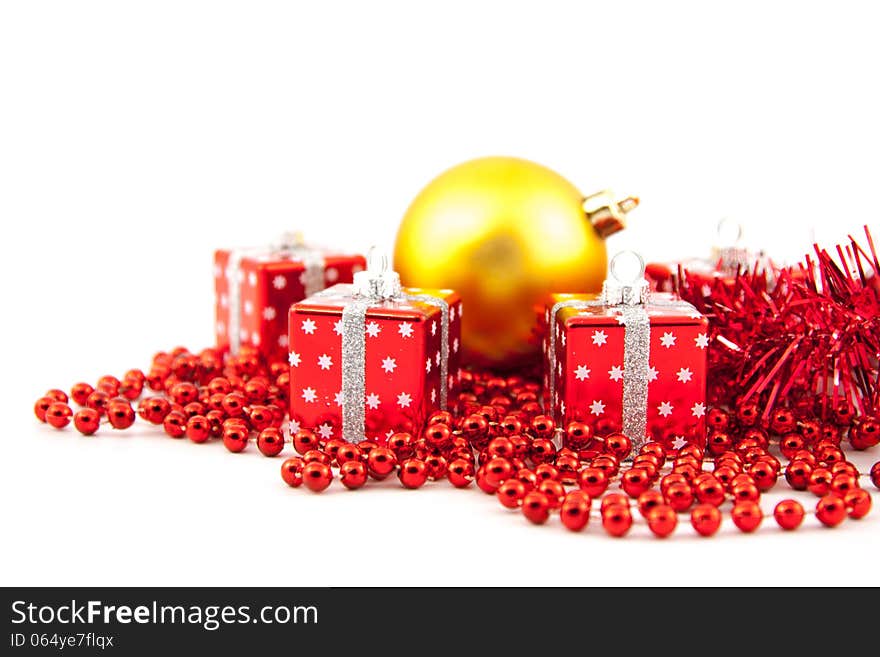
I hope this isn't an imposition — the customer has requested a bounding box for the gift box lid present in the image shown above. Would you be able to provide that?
[292,284,459,322]
[554,292,706,328]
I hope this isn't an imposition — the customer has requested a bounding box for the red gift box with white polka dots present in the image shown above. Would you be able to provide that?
[545,295,709,451]
[288,286,462,443]
[214,249,366,363]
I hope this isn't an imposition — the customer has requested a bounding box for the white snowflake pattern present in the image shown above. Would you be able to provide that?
[430,388,437,403]
[318,354,333,370]
[325,267,339,283]
[317,423,334,440]
[239,328,249,343]
[381,357,397,373]
[608,365,624,382]
[301,387,317,403]
[695,333,710,349]
[272,275,287,290]
[243,300,253,316]
[334,391,345,406]
[397,392,413,408]
[431,321,437,336]
[691,402,706,418]
[251,332,260,346]
[657,401,674,417]
[590,400,606,416]
[219,294,228,308]
[247,272,257,287]
[560,401,566,416]
[333,320,344,336]
[671,436,688,450]
[216,321,226,336]
[301,319,317,335]
[450,306,456,322]
[398,322,414,338]
[213,263,222,278]
[288,419,301,435]
[592,330,608,346]
[384,428,395,440]
[262,306,276,321]
[575,365,591,381]
[660,332,677,348]
[425,357,432,373]
[647,366,659,382]
[453,338,459,353]
[448,375,454,390]
[676,367,693,383]
[277,334,288,347]
[557,361,563,377]
[365,322,381,338]
[435,351,441,367]
[366,393,381,409]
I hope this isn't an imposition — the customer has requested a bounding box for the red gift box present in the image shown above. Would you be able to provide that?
[214,236,365,363]
[545,259,709,453]
[288,261,462,443]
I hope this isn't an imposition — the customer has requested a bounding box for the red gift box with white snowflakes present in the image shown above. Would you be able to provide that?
[214,236,365,363]
[287,263,462,443]
[545,266,709,453]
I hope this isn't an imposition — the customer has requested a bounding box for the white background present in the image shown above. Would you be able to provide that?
[1,1,878,586]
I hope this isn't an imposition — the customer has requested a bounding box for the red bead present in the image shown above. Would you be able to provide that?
[605,433,633,460]
[257,428,285,456]
[564,421,593,451]
[73,408,101,435]
[534,463,559,482]
[323,438,346,463]
[830,473,858,496]
[578,467,608,497]
[302,462,333,492]
[424,454,448,480]
[424,423,453,449]
[694,478,725,507]
[554,455,579,485]
[600,493,629,512]
[621,468,651,498]
[529,438,556,465]
[592,454,619,477]
[690,504,722,536]
[386,432,414,460]
[185,415,211,443]
[497,479,527,508]
[560,491,591,531]
[815,494,847,527]
[398,459,428,489]
[637,490,665,517]
[773,499,804,530]
[163,410,187,438]
[748,460,778,491]
[106,401,135,430]
[45,402,73,428]
[646,505,677,538]
[601,503,632,537]
[521,491,551,524]
[483,457,514,488]
[447,459,475,488]
[293,429,320,455]
[34,396,54,422]
[280,457,305,487]
[118,378,143,401]
[222,425,249,453]
[530,414,556,439]
[70,382,95,407]
[137,397,170,424]
[731,501,763,533]
[784,460,813,490]
[339,461,368,490]
[850,416,880,449]
[537,479,566,509]
[45,388,69,404]
[844,489,872,519]
[303,449,331,465]
[487,436,515,460]
[707,432,733,456]
[640,442,666,463]
[367,447,398,480]
[664,482,694,512]
[871,462,880,489]
[515,468,538,491]
[335,443,361,465]
[221,392,247,418]
[736,401,760,427]
[706,407,731,432]
[731,482,760,504]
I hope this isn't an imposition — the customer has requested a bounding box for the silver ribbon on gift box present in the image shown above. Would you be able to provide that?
[226,232,326,354]
[313,249,450,444]
[547,251,697,452]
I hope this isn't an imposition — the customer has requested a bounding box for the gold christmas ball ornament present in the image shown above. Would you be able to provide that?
[393,156,638,368]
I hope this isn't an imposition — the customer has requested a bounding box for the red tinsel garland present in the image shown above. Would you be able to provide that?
[677,226,880,426]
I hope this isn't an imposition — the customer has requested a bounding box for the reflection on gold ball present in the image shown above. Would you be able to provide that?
[394,156,612,368]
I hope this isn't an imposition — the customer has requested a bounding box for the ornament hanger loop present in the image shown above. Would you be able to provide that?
[610,250,646,285]
[716,217,743,246]
[366,246,389,274]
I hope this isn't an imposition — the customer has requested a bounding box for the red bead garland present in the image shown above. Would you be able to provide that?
[32,342,879,539]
